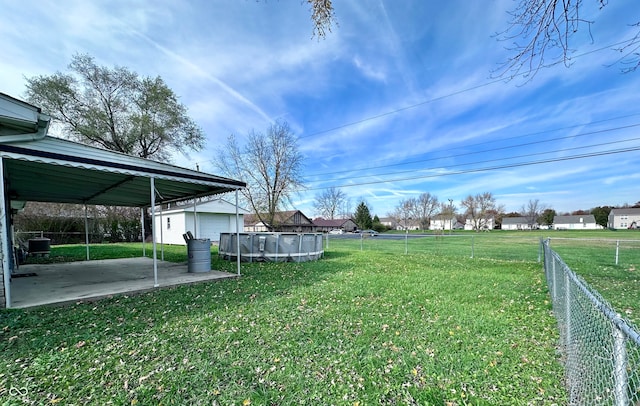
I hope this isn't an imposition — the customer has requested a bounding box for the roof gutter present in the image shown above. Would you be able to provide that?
[0,113,50,143]
[0,93,51,143]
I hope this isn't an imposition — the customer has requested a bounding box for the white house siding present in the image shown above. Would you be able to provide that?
[554,222,598,230]
[430,217,456,230]
[553,215,598,230]
[464,218,494,231]
[158,212,188,245]
[608,208,640,229]
[501,217,537,230]
[154,200,246,245]
[502,223,519,231]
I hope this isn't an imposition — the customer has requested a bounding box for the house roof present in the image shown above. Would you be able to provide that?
[0,93,245,207]
[553,215,596,224]
[245,210,312,226]
[502,217,532,224]
[162,198,250,215]
[313,218,353,227]
[610,207,640,216]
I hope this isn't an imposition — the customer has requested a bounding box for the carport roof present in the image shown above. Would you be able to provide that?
[0,136,245,206]
[0,92,244,206]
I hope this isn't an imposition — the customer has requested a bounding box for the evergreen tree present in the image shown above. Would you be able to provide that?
[354,201,373,230]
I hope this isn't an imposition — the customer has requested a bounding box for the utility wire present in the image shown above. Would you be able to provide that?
[305,112,640,176]
[297,78,505,139]
[306,134,640,184]
[298,37,640,140]
[305,121,640,179]
[303,145,640,191]
[195,37,640,171]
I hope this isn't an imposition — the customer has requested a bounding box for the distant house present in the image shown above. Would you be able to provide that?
[464,217,495,231]
[553,214,599,230]
[431,214,458,231]
[313,218,357,233]
[378,217,397,230]
[389,218,421,231]
[153,198,248,244]
[244,210,315,232]
[502,217,538,230]
[608,207,640,229]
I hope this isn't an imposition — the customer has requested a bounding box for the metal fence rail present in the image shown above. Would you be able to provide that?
[325,233,543,262]
[547,237,640,267]
[542,238,640,405]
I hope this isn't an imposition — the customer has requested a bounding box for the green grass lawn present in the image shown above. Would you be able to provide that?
[337,229,640,327]
[542,232,640,328]
[1,241,566,405]
[3,230,639,404]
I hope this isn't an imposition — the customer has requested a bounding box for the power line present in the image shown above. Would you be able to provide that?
[304,121,640,180]
[297,78,506,139]
[303,145,640,191]
[307,134,640,184]
[298,37,640,141]
[196,37,639,171]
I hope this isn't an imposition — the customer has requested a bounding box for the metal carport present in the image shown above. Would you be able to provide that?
[0,92,246,308]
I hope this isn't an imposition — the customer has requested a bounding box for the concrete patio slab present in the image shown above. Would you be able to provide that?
[9,257,237,308]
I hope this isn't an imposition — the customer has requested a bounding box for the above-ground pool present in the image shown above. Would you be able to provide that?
[218,232,324,262]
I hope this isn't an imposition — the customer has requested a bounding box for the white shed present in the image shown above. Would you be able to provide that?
[154,199,249,245]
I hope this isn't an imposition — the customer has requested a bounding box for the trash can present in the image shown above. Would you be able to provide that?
[187,238,211,273]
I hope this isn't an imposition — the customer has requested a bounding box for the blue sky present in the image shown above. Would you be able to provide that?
[2,0,640,218]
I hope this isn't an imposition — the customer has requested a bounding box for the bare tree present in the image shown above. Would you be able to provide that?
[460,192,499,231]
[307,0,336,38]
[217,120,304,231]
[414,193,439,231]
[303,1,640,75]
[436,199,457,232]
[339,199,353,219]
[393,193,440,231]
[392,198,416,230]
[521,199,546,229]
[314,186,347,219]
[496,0,640,79]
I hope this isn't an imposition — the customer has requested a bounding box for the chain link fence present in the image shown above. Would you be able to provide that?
[542,238,640,405]
[325,232,543,262]
[546,237,640,269]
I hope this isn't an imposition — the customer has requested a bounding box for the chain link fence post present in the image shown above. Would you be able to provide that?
[613,319,629,406]
[542,238,640,405]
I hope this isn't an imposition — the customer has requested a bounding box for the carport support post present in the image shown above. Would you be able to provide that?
[0,157,10,308]
[140,208,146,257]
[235,190,241,276]
[84,204,90,260]
[150,177,159,287]
[159,204,164,261]
[193,199,198,238]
